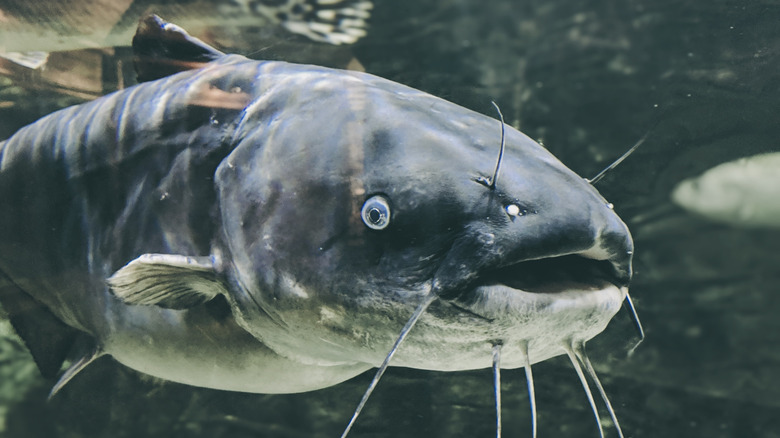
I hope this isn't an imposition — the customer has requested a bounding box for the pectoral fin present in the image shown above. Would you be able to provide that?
[108,254,228,309]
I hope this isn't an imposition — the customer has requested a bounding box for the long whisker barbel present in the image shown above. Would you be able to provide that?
[573,341,625,438]
[588,113,665,185]
[623,289,645,355]
[563,340,628,438]
[563,342,605,438]
[521,341,537,438]
[587,125,655,350]
[587,129,650,185]
[339,293,438,438]
[477,101,507,189]
[492,343,503,438]
[488,101,506,189]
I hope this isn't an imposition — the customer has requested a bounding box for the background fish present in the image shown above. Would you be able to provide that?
[671,152,780,228]
[0,1,371,100]
[0,0,372,54]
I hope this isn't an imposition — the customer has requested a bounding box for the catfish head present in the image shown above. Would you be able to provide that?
[139,62,635,372]
[100,15,636,377]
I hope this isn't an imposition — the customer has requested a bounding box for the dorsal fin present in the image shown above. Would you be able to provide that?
[132,15,224,83]
[0,272,79,378]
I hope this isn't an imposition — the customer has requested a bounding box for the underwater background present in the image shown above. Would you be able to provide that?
[1,0,779,437]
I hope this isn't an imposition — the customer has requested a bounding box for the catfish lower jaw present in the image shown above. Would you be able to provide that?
[384,281,626,371]
[464,279,626,319]
[440,254,629,331]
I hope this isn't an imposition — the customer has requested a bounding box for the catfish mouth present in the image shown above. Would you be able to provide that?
[477,254,625,294]
[441,253,630,312]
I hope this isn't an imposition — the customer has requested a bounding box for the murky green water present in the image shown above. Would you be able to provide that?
[1,1,780,437]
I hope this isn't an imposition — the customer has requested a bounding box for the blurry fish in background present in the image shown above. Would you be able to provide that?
[222,0,372,45]
[0,0,372,99]
[671,152,780,228]
[0,0,372,53]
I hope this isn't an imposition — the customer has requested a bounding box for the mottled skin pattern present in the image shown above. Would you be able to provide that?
[0,0,372,52]
[0,55,632,394]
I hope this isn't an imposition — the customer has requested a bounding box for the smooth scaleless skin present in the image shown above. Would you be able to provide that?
[0,51,632,394]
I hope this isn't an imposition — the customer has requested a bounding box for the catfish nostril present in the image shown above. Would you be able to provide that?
[505,204,523,217]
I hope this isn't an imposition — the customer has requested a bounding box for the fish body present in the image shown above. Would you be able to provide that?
[0,17,634,432]
[672,152,780,228]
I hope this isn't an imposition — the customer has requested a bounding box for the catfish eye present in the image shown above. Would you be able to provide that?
[361,195,391,230]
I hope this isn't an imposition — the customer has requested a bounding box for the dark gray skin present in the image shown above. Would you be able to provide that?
[0,48,632,394]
